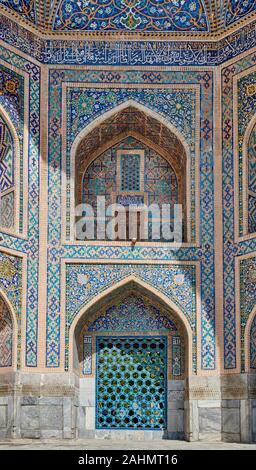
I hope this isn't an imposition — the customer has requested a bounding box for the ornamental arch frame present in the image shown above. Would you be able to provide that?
[66,99,192,244]
[68,275,194,376]
[0,287,18,371]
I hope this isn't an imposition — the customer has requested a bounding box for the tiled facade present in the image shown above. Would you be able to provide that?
[0,1,256,442]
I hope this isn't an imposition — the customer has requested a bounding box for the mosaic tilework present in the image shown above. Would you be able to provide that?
[248,123,256,234]
[0,251,22,313]
[67,87,195,242]
[87,294,178,332]
[222,59,247,369]
[0,114,14,191]
[225,0,256,26]
[0,295,12,367]
[47,69,215,371]
[238,69,256,236]
[0,63,24,233]
[250,314,256,369]
[2,12,256,66]
[82,137,179,239]
[240,256,256,370]
[96,336,167,430]
[0,47,41,367]
[68,87,194,149]
[248,124,256,193]
[82,148,116,209]
[64,263,196,371]
[82,335,92,374]
[0,251,22,367]
[0,66,23,132]
[0,191,14,229]
[53,0,208,32]
[145,150,178,206]
[0,113,15,229]
[222,52,256,369]
[0,0,36,24]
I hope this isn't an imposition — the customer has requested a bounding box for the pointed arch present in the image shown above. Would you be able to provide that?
[243,114,256,236]
[71,99,190,159]
[69,275,193,375]
[69,99,191,242]
[244,304,256,372]
[0,288,18,371]
[0,103,20,234]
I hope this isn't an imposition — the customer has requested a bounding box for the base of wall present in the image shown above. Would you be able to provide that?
[0,372,255,442]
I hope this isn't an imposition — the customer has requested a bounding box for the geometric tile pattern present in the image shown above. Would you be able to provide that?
[2,4,256,380]
[0,65,24,233]
[53,0,209,32]
[221,56,256,369]
[67,87,195,242]
[82,148,117,209]
[0,49,40,368]
[248,124,256,193]
[63,263,196,371]
[222,62,238,369]
[120,153,141,192]
[0,113,15,230]
[0,114,14,192]
[0,251,22,314]
[0,66,23,133]
[95,336,167,430]
[82,137,179,237]
[47,69,215,371]
[0,295,12,367]
[0,251,22,367]
[238,69,256,236]
[0,191,14,229]
[248,124,256,234]
[250,314,256,369]
[248,195,256,235]
[87,294,178,332]
[222,53,256,369]
[240,255,256,370]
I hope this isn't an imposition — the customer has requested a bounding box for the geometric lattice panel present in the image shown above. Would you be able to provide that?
[96,336,167,430]
[120,153,141,192]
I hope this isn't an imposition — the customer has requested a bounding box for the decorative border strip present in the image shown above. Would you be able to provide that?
[1,15,256,66]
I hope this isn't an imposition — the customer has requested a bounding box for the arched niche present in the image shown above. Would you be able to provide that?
[0,294,15,369]
[72,104,189,242]
[71,279,189,438]
[0,106,20,234]
[250,313,256,370]
[243,116,256,236]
